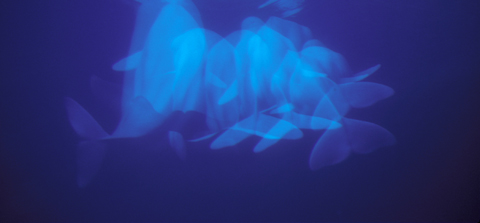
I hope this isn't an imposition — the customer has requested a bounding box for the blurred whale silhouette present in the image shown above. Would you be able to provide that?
[66,0,395,187]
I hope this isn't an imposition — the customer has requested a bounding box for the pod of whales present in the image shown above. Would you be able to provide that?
[66,0,395,187]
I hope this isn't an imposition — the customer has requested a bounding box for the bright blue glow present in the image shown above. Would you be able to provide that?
[66,0,395,186]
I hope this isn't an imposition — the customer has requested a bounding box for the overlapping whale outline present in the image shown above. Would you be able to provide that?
[66,0,395,187]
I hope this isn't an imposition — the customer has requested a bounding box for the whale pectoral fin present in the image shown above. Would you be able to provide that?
[309,118,396,170]
[215,114,302,153]
[253,138,279,153]
[114,96,164,138]
[112,51,143,71]
[169,131,186,160]
[284,112,342,130]
[206,72,227,88]
[340,82,394,108]
[282,7,303,18]
[210,129,251,150]
[309,127,350,170]
[218,80,238,105]
[343,118,396,154]
[65,97,109,140]
[65,98,110,188]
[340,64,381,83]
[259,117,302,140]
[253,118,302,153]
[188,132,217,142]
[269,103,294,114]
[258,0,279,8]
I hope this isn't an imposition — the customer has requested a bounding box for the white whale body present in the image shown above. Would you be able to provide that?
[66,0,395,187]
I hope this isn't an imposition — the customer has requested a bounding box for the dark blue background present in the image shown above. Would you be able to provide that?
[1,0,479,221]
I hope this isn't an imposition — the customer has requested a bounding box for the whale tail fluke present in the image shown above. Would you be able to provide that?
[65,97,109,187]
[309,118,395,170]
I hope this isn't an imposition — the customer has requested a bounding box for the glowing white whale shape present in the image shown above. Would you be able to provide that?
[66,1,396,187]
[67,0,206,187]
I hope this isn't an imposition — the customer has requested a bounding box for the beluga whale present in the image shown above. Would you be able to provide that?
[66,0,395,187]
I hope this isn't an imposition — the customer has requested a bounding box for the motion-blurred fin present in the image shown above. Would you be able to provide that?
[258,0,279,8]
[112,51,143,71]
[65,97,109,140]
[340,82,394,108]
[309,118,396,170]
[343,118,396,154]
[340,64,381,83]
[206,72,227,88]
[283,112,341,130]
[253,118,302,153]
[282,7,303,18]
[309,127,350,170]
[218,80,238,105]
[188,132,217,142]
[269,103,294,114]
[113,96,164,138]
[210,129,251,149]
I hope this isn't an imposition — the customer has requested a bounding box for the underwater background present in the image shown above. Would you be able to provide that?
[1,0,479,222]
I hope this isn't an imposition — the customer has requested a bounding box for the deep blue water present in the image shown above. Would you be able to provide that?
[1,0,479,222]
